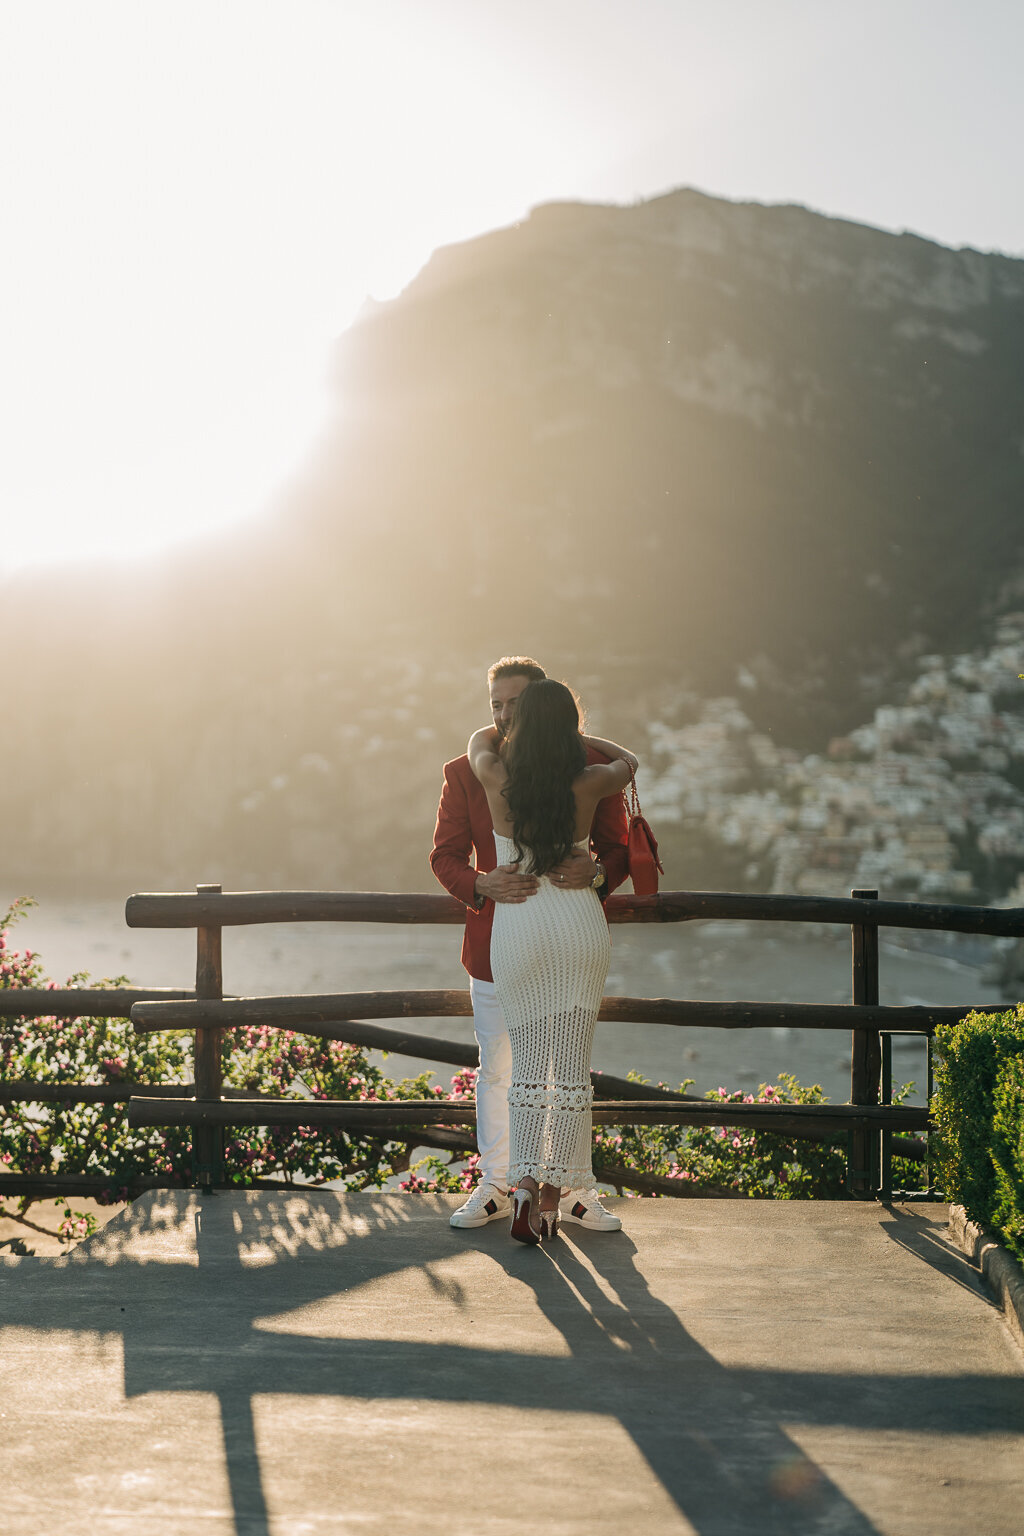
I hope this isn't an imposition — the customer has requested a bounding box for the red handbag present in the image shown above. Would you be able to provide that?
[625,772,664,895]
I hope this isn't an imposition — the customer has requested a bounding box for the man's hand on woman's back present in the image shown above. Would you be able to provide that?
[547,849,603,889]
[474,863,539,905]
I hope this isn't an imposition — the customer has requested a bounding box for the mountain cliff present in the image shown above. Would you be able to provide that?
[5,188,1024,894]
[294,188,1024,685]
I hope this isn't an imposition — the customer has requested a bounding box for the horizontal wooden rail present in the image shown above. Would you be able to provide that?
[124,888,1024,937]
[126,891,468,928]
[1,1079,922,1146]
[414,1109,928,1164]
[0,988,194,1019]
[131,992,474,1029]
[0,1067,695,1108]
[130,992,982,1036]
[317,1016,482,1065]
[127,1095,929,1135]
[0,1082,296,1106]
[1,1081,195,1105]
[304,1017,702,1099]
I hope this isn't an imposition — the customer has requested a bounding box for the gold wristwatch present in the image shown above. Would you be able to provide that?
[590,862,605,890]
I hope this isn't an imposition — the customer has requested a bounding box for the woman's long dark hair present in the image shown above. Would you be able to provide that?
[501,679,586,876]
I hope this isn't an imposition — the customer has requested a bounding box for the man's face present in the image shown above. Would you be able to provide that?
[490,674,533,739]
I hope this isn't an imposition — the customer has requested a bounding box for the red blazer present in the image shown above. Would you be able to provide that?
[429,748,630,982]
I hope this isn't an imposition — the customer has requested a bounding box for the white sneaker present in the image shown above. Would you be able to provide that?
[449,1184,512,1229]
[559,1190,622,1231]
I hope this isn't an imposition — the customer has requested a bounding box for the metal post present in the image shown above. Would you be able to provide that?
[193,882,224,1192]
[880,1032,893,1200]
[925,1034,934,1196]
[850,888,880,1197]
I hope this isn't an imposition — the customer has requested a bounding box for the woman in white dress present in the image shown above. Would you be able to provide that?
[468,680,637,1244]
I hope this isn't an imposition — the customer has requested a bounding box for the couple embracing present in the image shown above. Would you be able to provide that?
[430,656,638,1245]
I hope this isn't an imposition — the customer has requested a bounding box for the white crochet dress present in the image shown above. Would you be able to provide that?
[491,832,611,1189]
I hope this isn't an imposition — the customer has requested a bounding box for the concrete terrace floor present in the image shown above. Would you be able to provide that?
[2,1193,1023,1536]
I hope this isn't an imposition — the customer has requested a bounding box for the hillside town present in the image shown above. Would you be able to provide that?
[643,615,1024,905]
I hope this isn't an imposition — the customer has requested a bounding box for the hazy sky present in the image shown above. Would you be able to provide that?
[2,1,1022,575]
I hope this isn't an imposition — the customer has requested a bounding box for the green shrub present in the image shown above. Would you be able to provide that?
[932,1006,1024,1264]
[991,1048,1024,1263]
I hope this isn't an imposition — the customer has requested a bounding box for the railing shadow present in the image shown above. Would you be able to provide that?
[491,1227,882,1534]
[877,1203,998,1305]
[2,1191,1011,1534]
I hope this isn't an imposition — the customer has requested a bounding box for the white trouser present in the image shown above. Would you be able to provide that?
[469,977,513,1191]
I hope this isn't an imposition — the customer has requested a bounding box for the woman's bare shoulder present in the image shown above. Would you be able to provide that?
[578,759,631,793]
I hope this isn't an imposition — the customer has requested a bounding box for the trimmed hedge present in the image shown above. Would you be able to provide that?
[932,1006,1024,1264]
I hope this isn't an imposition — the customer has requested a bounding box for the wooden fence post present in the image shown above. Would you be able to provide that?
[850,887,881,1197]
[193,882,224,1191]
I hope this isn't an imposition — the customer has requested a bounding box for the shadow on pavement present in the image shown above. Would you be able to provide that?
[4,1192,1023,1536]
[877,1202,997,1304]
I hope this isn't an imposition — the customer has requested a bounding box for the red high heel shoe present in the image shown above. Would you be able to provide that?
[510,1186,541,1245]
[539,1206,560,1242]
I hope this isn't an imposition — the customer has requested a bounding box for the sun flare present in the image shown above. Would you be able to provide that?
[4,2,1022,577]
[0,2,569,575]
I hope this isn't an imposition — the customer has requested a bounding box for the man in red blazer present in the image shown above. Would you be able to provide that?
[430,656,629,1231]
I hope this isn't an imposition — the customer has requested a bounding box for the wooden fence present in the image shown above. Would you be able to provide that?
[3,882,1021,1203]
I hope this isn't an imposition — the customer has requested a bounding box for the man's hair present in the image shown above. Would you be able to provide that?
[487,656,546,687]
